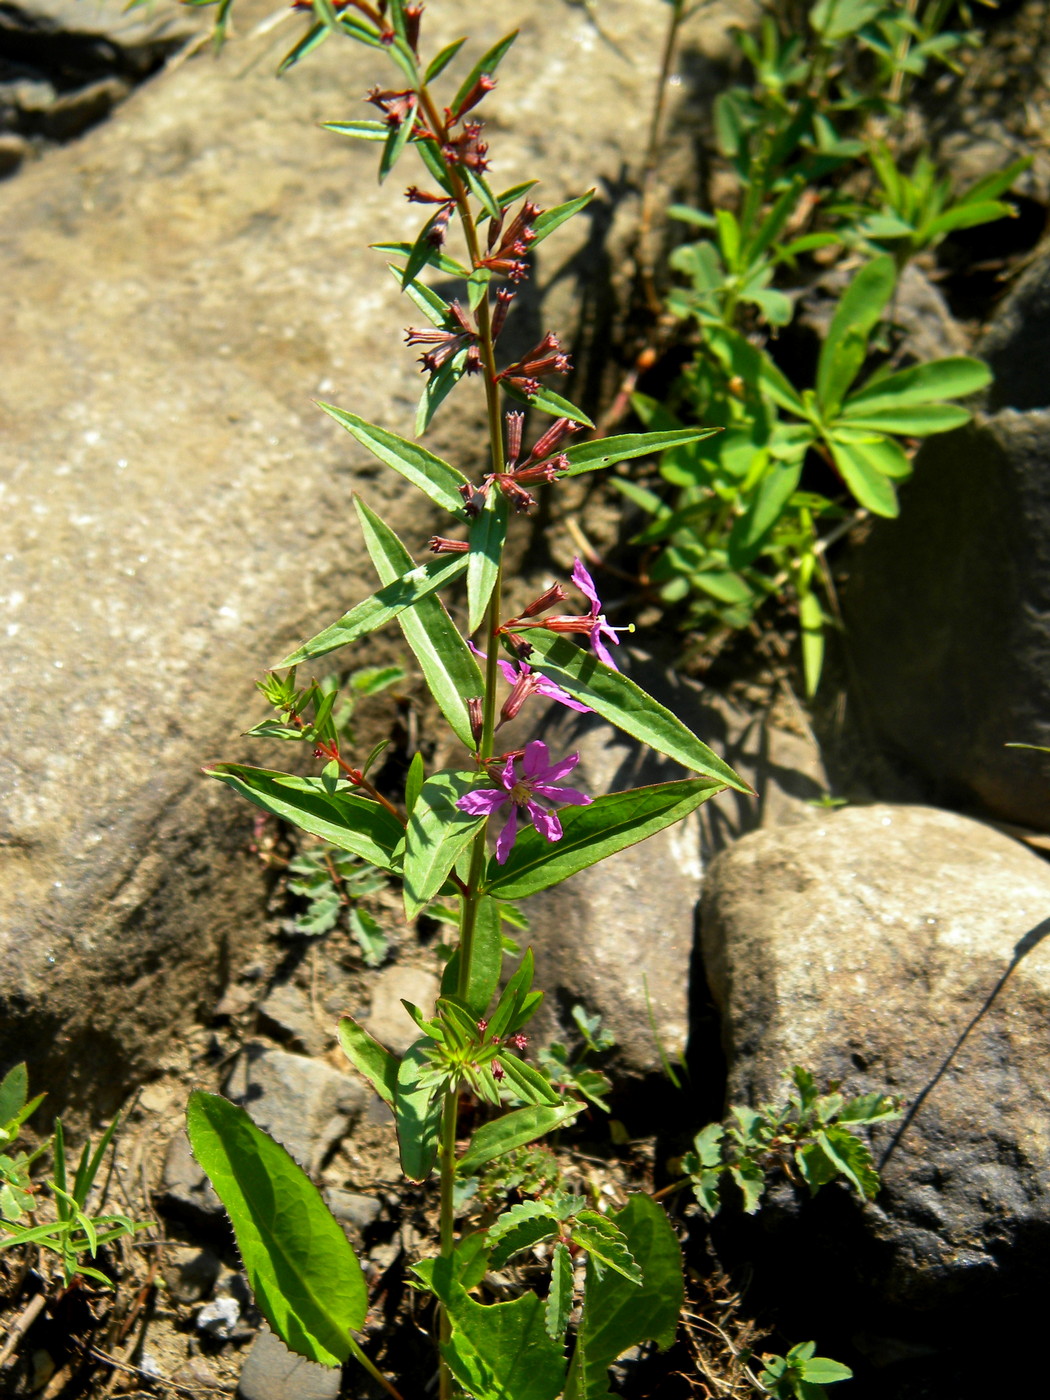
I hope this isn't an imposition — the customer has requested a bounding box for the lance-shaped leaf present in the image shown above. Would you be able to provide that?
[467,491,508,634]
[483,779,720,899]
[449,29,518,118]
[321,118,388,140]
[186,1092,366,1368]
[523,636,751,792]
[356,499,482,748]
[441,893,503,1015]
[395,1040,442,1182]
[205,765,403,870]
[403,771,485,920]
[458,1102,583,1174]
[503,381,594,426]
[531,191,595,246]
[337,1017,399,1107]
[565,1194,682,1400]
[842,354,991,413]
[431,1254,567,1400]
[278,553,468,667]
[560,428,721,477]
[320,404,468,517]
[829,438,900,517]
[816,255,896,417]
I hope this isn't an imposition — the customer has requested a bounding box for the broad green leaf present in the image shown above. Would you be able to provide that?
[836,403,971,435]
[484,779,723,900]
[570,1212,641,1283]
[205,765,403,870]
[433,1255,567,1400]
[403,770,485,919]
[467,492,508,634]
[923,199,1013,241]
[277,554,468,667]
[0,1064,28,1128]
[321,118,388,140]
[829,439,900,517]
[395,1040,442,1181]
[531,191,595,246]
[729,1160,765,1213]
[817,1126,880,1199]
[803,1357,854,1383]
[816,256,896,416]
[458,1102,583,1174]
[844,355,991,412]
[186,1092,366,1368]
[337,1016,399,1107]
[566,1194,683,1400]
[838,1092,901,1125]
[450,30,518,118]
[441,893,504,1014]
[355,499,483,747]
[523,635,752,792]
[320,404,468,517]
[561,429,721,477]
[546,1241,574,1341]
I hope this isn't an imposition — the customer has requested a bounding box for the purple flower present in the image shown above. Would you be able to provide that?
[468,642,592,721]
[456,740,592,864]
[572,558,622,670]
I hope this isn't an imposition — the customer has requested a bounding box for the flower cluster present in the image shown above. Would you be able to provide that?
[457,740,591,864]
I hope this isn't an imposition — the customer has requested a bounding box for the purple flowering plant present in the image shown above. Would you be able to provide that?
[184,5,750,1398]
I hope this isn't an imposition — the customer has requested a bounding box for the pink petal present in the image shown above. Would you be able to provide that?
[536,751,581,784]
[498,658,521,684]
[530,784,591,806]
[592,627,620,671]
[528,803,563,842]
[457,788,510,817]
[495,805,519,864]
[572,557,601,611]
[499,754,517,790]
[521,739,551,779]
[535,677,592,713]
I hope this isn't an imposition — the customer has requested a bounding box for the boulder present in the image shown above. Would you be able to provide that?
[700,802,1050,1316]
[0,0,711,1115]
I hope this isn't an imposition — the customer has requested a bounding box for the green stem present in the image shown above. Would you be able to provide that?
[437,1084,459,1400]
[347,1335,409,1400]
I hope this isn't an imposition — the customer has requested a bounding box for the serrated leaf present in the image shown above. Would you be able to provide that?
[570,1212,642,1284]
[817,1126,880,1199]
[320,404,468,517]
[489,1218,561,1270]
[560,428,721,477]
[186,1092,366,1367]
[337,1017,399,1107]
[277,553,468,667]
[205,765,403,870]
[729,1160,766,1214]
[522,637,752,792]
[458,1103,583,1174]
[395,1040,443,1181]
[403,770,485,919]
[546,1241,574,1341]
[355,499,482,747]
[484,779,723,899]
[838,1092,901,1125]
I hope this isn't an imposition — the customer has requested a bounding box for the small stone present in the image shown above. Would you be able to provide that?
[171,1357,222,1390]
[162,1244,221,1304]
[368,1242,400,1273]
[224,1044,366,1173]
[196,1294,240,1339]
[366,966,440,1055]
[214,983,257,1018]
[237,1325,340,1400]
[258,982,329,1056]
[324,1189,381,1232]
[156,1130,225,1229]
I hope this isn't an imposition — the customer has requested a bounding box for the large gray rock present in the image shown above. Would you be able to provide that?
[701,802,1050,1313]
[518,675,826,1081]
[237,1325,340,1400]
[1,0,724,1114]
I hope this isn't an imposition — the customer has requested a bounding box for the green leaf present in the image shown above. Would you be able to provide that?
[319,404,468,517]
[728,462,802,565]
[816,256,896,416]
[321,118,388,141]
[378,99,417,183]
[277,554,468,667]
[433,1255,567,1400]
[417,346,469,435]
[337,1017,399,1107]
[496,1050,562,1107]
[729,1160,766,1213]
[523,635,752,792]
[803,1357,853,1383]
[485,946,537,1042]
[403,771,485,919]
[923,199,1013,241]
[450,30,519,117]
[467,491,508,634]
[186,1092,366,1367]
[560,429,721,477]
[405,751,425,819]
[458,1103,583,1174]
[0,1064,28,1128]
[424,35,466,82]
[488,1204,561,1269]
[395,1040,443,1181]
[838,1092,901,1125]
[817,1126,880,1199]
[355,499,483,748]
[531,191,595,246]
[465,166,503,220]
[705,324,806,415]
[570,1212,642,1284]
[567,1194,683,1400]
[836,403,971,435]
[828,438,900,517]
[205,765,403,870]
[441,894,504,1015]
[278,20,331,71]
[844,355,991,412]
[503,381,594,427]
[485,779,724,900]
[546,1241,574,1341]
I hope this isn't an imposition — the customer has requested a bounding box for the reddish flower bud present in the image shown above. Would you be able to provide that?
[452,73,496,120]
[491,287,514,340]
[504,411,524,467]
[404,3,422,51]
[520,582,568,617]
[491,1060,505,1082]
[428,536,469,553]
[468,697,484,748]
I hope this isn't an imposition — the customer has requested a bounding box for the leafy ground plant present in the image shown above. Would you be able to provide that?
[181,4,756,1398]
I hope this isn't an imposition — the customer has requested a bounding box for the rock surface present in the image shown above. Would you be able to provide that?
[157,1129,226,1230]
[0,0,740,1112]
[365,965,441,1057]
[224,1044,365,1171]
[700,802,1050,1313]
[238,1325,340,1400]
[518,672,826,1082]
